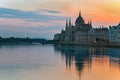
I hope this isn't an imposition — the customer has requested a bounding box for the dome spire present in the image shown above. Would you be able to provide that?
[79,10,81,17]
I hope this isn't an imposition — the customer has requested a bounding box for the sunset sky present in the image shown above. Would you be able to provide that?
[0,0,120,39]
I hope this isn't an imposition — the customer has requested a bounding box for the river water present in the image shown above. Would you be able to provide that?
[0,44,120,80]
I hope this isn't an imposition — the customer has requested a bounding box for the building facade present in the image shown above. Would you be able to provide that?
[94,27,109,41]
[53,34,61,41]
[109,23,120,43]
[54,12,109,44]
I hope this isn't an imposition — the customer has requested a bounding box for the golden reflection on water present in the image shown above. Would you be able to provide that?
[54,45,120,80]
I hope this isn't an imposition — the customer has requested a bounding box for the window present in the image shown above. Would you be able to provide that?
[114,27,117,29]
[111,31,113,34]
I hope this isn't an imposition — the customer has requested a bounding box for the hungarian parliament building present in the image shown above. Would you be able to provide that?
[54,12,120,44]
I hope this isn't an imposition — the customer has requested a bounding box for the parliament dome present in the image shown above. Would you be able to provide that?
[75,12,85,26]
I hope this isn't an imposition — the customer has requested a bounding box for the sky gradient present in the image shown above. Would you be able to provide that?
[0,0,120,39]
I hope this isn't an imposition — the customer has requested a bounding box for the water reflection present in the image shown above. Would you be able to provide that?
[0,44,120,80]
[109,48,120,66]
[54,45,120,79]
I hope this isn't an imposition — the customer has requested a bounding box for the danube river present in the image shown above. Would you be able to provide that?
[0,44,120,80]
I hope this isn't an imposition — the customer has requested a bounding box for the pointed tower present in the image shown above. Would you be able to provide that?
[69,18,71,27]
[89,20,92,28]
[71,21,73,27]
[65,19,69,30]
[88,20,90,25]
[90,20,92,26]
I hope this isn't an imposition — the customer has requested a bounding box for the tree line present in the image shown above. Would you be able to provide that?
[0,37,47,44]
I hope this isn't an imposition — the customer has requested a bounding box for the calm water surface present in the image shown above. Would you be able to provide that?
[0,44,120,80]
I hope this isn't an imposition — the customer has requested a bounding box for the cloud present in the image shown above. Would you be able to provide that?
[37,9,61,14]
[0,7,65,22]
[0,7,66,39]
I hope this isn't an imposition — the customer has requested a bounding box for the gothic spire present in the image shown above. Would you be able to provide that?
[90,20,92,26]
[88,20,90,25]
[65,19,68,30]
[69,18,71,27]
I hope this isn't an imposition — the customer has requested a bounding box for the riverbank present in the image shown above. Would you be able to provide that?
[0,37,47,45]
[52,42,120,48]
[0,38,120,48]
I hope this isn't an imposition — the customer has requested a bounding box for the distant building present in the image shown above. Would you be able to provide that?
[54,12,109,44]
[109,23,120,43]
[94,27,109,41]
[88,28,96,43]
[54,34,61,41]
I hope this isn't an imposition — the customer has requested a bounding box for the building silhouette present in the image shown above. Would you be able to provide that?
[109,23,120,43]
[54,11,109,44]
